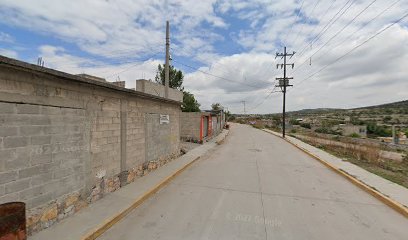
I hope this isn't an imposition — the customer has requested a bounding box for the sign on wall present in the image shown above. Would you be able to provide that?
[160,114,170,124]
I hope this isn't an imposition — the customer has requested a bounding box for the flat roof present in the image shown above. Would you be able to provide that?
[0,55,181,105]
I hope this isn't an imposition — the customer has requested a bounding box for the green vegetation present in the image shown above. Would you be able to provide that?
[155,64,184,90]
[315,127,342,135]
[299,122,311,129]
[211,103,222,111]
[383,116,392,123]
[348,133,361,138]
[289,119,300,125]
[181,91,200,112]
[155,64,201,112]
[366,122,392,137]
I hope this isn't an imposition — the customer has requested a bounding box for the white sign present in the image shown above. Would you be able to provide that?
[160,114,170,124]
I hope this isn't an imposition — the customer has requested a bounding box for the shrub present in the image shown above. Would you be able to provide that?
[300,123,311,129]
[348,133,361,138]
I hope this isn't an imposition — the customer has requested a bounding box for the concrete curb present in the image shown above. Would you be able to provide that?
[261,129,408,219]
[216,129,230,145]
[81,156,200,240]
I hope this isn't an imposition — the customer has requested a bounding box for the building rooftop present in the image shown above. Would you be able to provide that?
[0,55,181,104]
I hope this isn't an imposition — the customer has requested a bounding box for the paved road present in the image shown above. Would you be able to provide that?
[99,124,408,240]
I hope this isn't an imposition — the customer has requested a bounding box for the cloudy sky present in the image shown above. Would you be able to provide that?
[0,0,407,113]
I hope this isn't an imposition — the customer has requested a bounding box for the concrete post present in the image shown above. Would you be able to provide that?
[165,21,170,98]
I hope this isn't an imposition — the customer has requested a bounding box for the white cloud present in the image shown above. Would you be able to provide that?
[0,32,14,43]
[0,48,18,58]
[1,0,407,114]
[38,45,161,89]
[0,0,225,59]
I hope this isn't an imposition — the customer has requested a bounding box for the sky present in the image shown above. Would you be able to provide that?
[0,0,407,114]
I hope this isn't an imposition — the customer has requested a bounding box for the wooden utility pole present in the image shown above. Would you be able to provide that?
[276,47,295,138]
[165,21,170,98]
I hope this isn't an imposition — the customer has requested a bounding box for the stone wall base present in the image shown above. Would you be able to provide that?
[27,151,180,235]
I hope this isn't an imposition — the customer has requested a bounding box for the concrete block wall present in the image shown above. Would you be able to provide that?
[180,112,204,142]
[0,103,87,210]
[0,57,181,234]
[136,79,183,102]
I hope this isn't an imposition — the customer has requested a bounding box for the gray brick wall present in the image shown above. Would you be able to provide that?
[0,103,87,209]
[180,112,207,142]
[0,63,181,222]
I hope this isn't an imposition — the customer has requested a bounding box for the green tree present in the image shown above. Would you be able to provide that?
[211,103,222,111]
[155,64,184,91]
[383,116,392,123]
[182,91,200,112]
[154,64,200,112]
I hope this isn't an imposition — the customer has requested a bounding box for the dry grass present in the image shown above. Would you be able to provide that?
[299,137,408,188]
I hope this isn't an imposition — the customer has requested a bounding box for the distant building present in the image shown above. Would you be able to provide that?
[336,124,367,137]
[180,109,226,143]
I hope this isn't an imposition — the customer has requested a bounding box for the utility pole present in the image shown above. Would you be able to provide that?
[276,47,295,138]
[241,101,246,115]
[165,21,170,98]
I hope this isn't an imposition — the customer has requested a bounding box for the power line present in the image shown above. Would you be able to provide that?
[291,0,322,46]
[294,12,408,88]
[247,86,280,112]
[172,59,273,89]
[45,44,163,66]
[282,0,307,46]
[296,0,355,58]
[170,46,249,77]
[294,0,337,51]
[103,51,163,79]
[294,0,378,73]
[318,0,402,57]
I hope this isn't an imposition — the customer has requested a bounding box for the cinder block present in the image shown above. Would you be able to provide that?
[16,104,40,114]
[0,170,18,184]
[31,135,51,145]
[5,178,30,194]
[19,185,46,200]
[31,154,52,166]
[0,102,15,113]
[40,106,61,115]
[0,193,19,205]
[44,126,66,135]
[0,126,18,137]
[30,172,53,186]
[0,149,15,162]
[3,136,29,148]
[30,115,51,125]
[5,148,29,170]
[26,191,53,208]
[0,115,32,126]
[19,165,45,179]
[20,126,44,135]
[53,168,74,179]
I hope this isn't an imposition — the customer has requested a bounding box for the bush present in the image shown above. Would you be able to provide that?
[315,127,342,135]
[300,123,311,129]
[289,119,300,125]
[348,133,361,138]
[366,122,392,137]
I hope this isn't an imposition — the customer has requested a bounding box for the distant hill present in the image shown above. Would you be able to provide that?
[352,100,408,110]
[262,99,408,117]
[287,108,344,116]
[232,99,408,117]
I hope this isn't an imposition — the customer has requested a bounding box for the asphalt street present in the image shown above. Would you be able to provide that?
[98,124,408,240]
